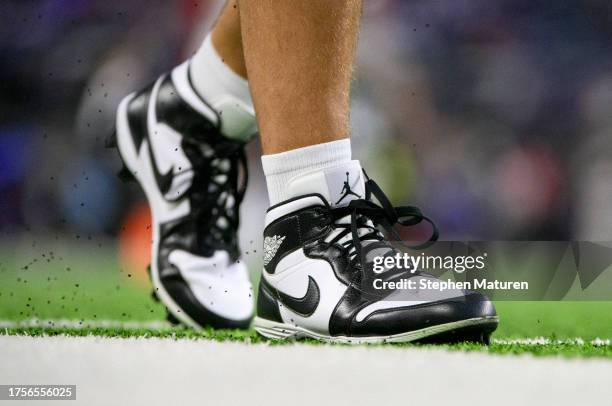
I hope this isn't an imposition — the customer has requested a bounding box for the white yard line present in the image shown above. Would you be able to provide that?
[0,319,610,346]
[0,335,611,406]
[0,318,172,330]
[494,337,611,346]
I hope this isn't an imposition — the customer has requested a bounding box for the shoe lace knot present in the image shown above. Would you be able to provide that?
[328,171,438,272]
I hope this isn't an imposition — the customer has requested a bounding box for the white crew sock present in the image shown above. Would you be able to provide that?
[261,139,354,206]
[189,34,256,141]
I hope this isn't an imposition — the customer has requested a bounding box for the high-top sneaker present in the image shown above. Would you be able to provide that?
[254,161,498,343]
[108,61,255,329]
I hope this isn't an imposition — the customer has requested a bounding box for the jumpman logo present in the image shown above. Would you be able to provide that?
[336,172,361,204]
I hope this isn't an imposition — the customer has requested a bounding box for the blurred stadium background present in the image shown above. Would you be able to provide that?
[2,0,612,329]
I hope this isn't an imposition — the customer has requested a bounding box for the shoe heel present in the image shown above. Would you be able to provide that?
[107,127,136,183]
[253,317,300,340]
[165,311,181,326]
[117,163,135,182]
[147,266,159,303]
[105,129,117,149]
[148,267,181,327]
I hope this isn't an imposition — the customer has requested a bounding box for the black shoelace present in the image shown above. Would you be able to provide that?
[328,171,438,270]
[183,139,248,252]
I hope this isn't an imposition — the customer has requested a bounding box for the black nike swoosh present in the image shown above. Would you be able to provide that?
[146,137,174,196]
[271,276,320,317]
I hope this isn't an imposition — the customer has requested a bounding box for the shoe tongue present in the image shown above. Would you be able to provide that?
[287,160,365,207]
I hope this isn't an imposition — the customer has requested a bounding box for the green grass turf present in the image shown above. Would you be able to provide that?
[1,241,611,358]
[4,326,612,358]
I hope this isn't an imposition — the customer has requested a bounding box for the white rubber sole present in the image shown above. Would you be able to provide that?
[115,93,203,331]
[253,316,499,344]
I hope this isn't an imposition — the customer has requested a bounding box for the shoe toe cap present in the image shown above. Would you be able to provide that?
[352,292,497,337]
[187,262,254,322]
[161,250,254,328]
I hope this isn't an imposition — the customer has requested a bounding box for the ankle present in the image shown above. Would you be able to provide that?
[261,139,354,206]
[189,34,256,141]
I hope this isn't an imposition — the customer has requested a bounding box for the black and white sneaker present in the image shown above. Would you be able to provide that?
[254,161,498,343]
[108,61,255,329]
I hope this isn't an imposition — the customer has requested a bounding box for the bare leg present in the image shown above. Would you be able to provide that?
[239,0,362,154]
[211,0,247,78]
